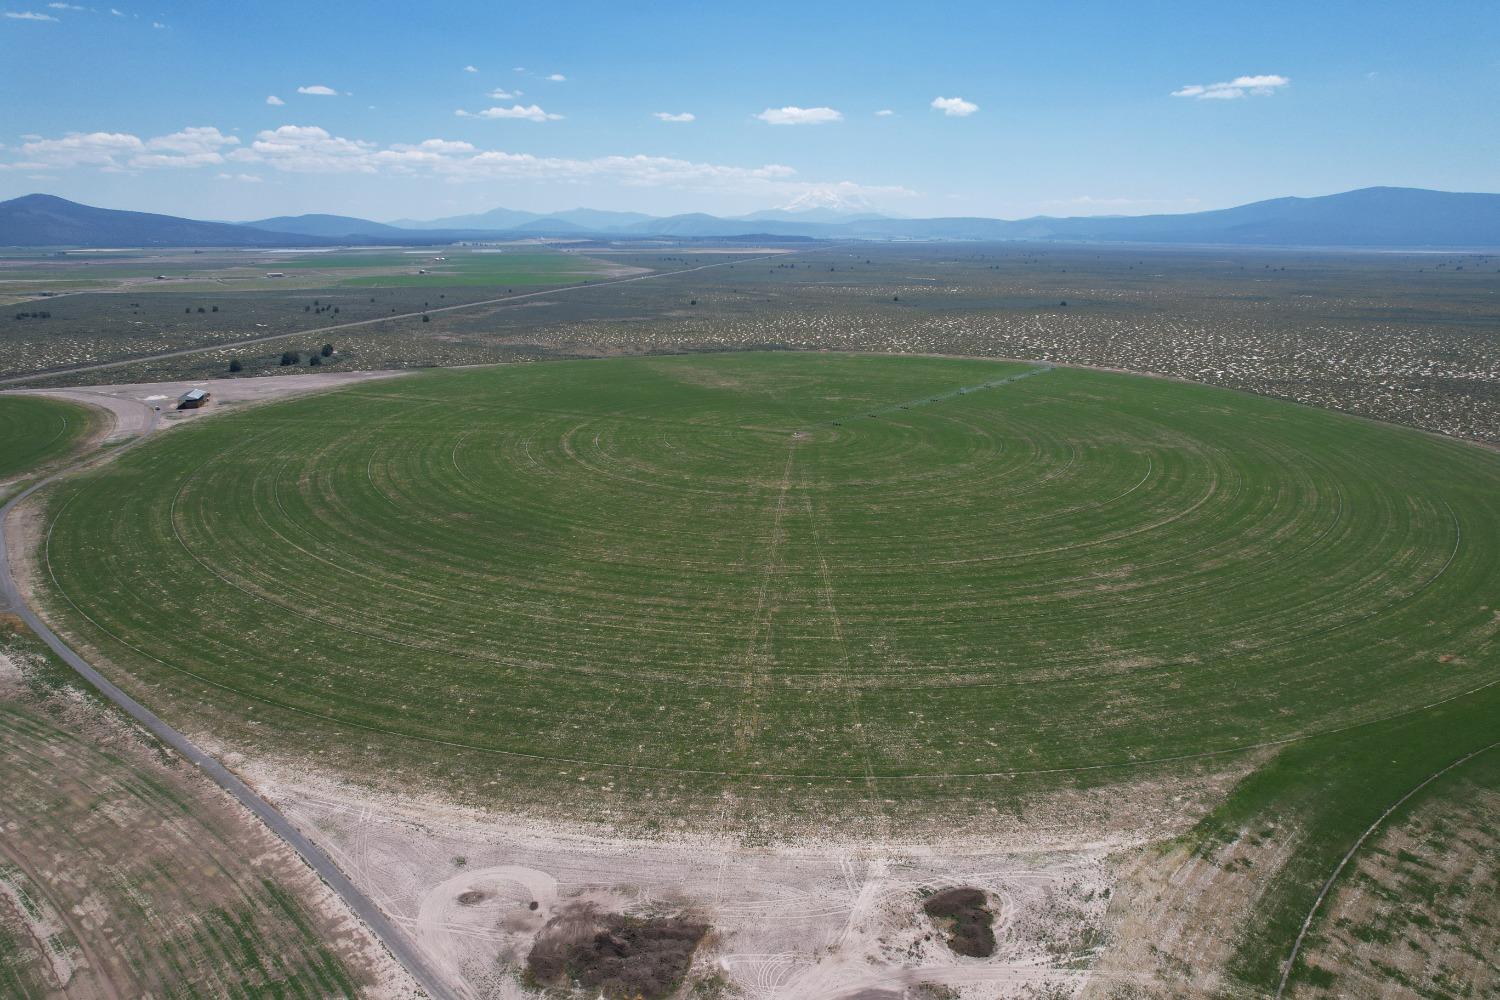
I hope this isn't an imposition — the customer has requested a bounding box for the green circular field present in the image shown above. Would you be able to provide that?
[36,354,1500,804]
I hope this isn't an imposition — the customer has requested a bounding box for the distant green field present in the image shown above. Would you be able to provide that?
[336,250,607,287]
[0,394,97,482]
[33,353,1500,830]
[0,247,617,304]
[273,252,423,270]
[263,247,607,285]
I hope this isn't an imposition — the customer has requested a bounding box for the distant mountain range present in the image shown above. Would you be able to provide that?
[241,213,409,238]
[0,194,331,248]
[384,207,657,232]
[4,187,1499,248]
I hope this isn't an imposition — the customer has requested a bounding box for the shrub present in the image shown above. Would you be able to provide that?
[527,909,708,999]
[279,350,299,366]
[923,887,995,957]
[228,359,243,373]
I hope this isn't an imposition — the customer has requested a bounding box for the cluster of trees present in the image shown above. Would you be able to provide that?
[13,310,52,320]
[184,305,220,314]
[304,300,340,315]
[267,343,337,370]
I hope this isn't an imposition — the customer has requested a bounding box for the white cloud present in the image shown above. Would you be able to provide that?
[216,172,262,182]
[9,131,139,169]
[391,138,477,155]
[875,109,895,117]
[4,10,59,19]
[546,73,566,81]
[133,127,239,167]
[296,84,338,96]
[755,106,842,126]
[145,126,238,153]
[455,103,563,122]
[931,95,978,117]
[265,95,285,106]
[463,64,477,73]
[4,122,917,205]
[8,126,235,170]
[150,19,162,27]
[1231,74,1290,89]
[47,2,88,9]
[1173,74,1289,100]
[487,88,519,100]
[108,5,120,12]
[653,111,695,123]
[232,124,377,172]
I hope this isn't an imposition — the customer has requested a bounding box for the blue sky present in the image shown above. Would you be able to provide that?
[2,1,1496,221]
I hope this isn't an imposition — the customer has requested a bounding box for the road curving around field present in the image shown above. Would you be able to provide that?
[0,379,458,1000]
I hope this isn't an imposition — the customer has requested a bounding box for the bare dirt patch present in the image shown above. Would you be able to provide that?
[1083,800,1290,999]
[6,367,407,440]
[224,756,1188,999]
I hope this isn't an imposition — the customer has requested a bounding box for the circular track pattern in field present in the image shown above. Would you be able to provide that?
[37,354,1500,795]
[0,393,95,483]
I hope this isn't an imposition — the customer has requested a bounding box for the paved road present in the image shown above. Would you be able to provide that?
[0,397,458,1000]
[0,250,788,387]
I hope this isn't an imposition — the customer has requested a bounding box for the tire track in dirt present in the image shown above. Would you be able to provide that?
[804,487,888,835]
[733,440,799,757]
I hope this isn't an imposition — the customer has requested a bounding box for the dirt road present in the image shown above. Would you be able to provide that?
[0,251,788,387]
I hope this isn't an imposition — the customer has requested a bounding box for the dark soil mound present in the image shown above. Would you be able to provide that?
[527,905,709,999]
[923,887,996,957]
[456,890,486,905]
